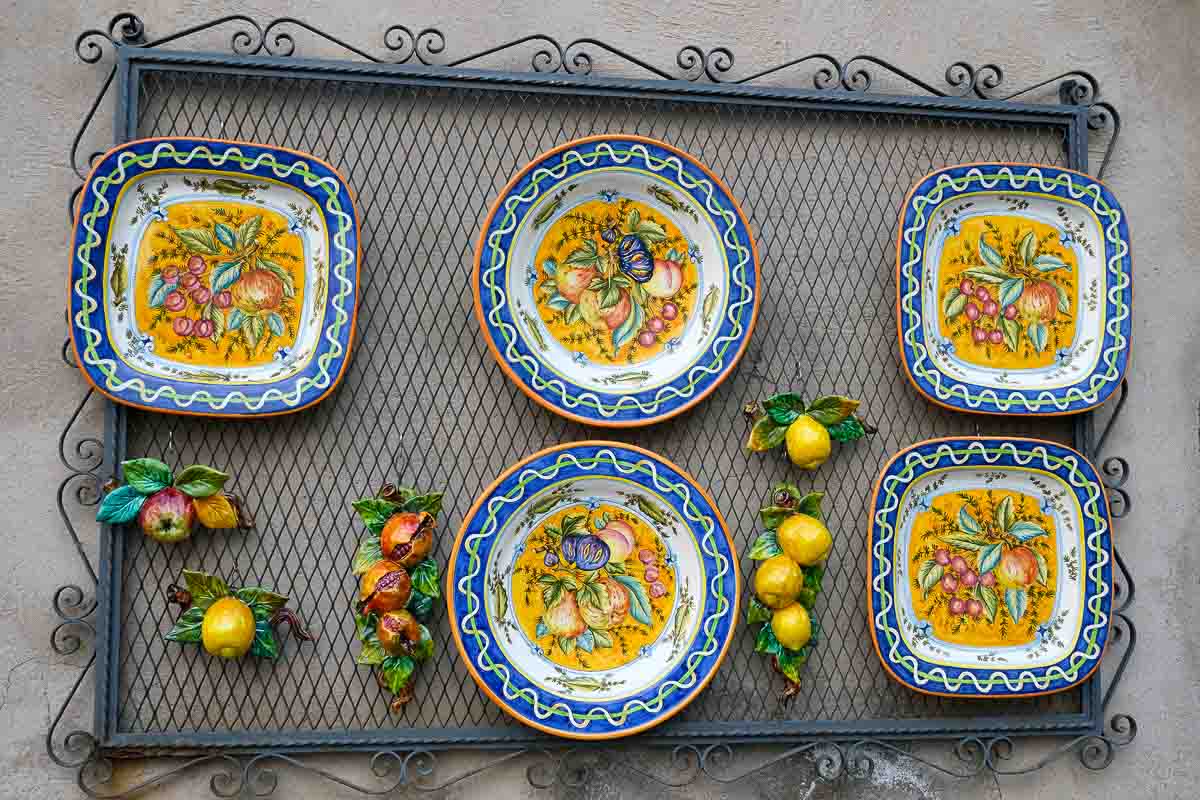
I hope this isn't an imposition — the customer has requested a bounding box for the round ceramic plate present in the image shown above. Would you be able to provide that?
[474,135,759,427]
[448,442,739,739]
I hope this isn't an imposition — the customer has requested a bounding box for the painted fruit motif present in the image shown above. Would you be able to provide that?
[785,415,832,470]
[232,268,285,313]
[201,596,256,659]
[543,591,588,639]
[645,259,683,298]
[359,560,412,615]
[555,265,596,303]
[578,289,631,331]
[616,234,654,282]
[1016,279,1059,322]
[754,554,803,609]
[595,519,636,562]
[577,575,632,630]
[995,546,1040,590]
[137,487,196,543]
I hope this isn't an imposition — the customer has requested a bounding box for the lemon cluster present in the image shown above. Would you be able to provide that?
[753,514,832,650]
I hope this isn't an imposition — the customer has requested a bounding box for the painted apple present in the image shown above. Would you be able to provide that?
[578,289,631,331]
[555,265,596,303]
[137,487,196,543]
[996,546,1039,589]
[232,269,285,313]
[1017,279,1060,322]
[543,591,587,638]
[578,575,631,630]
[595,519,636,563]
[645,259,683,298]
[616,234,653,282]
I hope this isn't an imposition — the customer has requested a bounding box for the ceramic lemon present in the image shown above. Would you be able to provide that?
[746,393,871,470]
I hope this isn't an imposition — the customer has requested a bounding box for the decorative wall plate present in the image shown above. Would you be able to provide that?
[896,163,1131,415]
[68,137,359,416]
[868,437,1113,698]
[474,135,759,427]
[448,441,739,738]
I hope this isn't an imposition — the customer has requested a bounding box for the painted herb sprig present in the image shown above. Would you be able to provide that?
[746,484,830,700]
[96,458,251,543]
[163,569,314,660]
[351,484,444,711]
[745,393,872,470]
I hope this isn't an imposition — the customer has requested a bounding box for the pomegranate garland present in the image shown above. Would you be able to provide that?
[350,485,444,711]
[96,458,252,543]
[745,393,872,470]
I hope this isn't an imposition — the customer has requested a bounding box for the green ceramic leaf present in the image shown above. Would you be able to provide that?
[558,636,576,654]
[1001,317,1021,352]
[1010,521,1049,542]
[998,277,1025,309]
[1028,322,1048,353]
[236,214,262,249]
[976,543,1003,576]
[1033,253,1067,272]
[183,569,230,611]
[826,416,867,442]
[805,395,859,427]
[942,287,964,317]
[612,575,652,626]
[1019,231,1036,266]
[351,535,385,576]
[121,458,172,494]
[163,606,205,643]
[772,483,803,503]
[380,655,415,693]
[1055,282,1071,313]
[356,640,388,665]
[746,596,773,625]
[796,491,824,521]
[754,623,782,655]
[797,587,818,608]
[234,587,287,619]
[979,234,1003,268]
[352,498,401,534]
[250,619,280,659]
[918,560,944,597]
[355,610,379,646]
[963,266,1010,284]
[1033,549,1049,587]
[763,393,805,425]
[402,493,443,518]
[412,624,434,662]
[173,465,230,498]
[977,584,999,622]
[411,559,440,599]
[995,496,1015,532]
[759,506,792,530]
[746,416,787,452]
[96,485,147,524]
[1005,588,1028,623]
[957,507,982,536]
[748,531,782,560]
[941,533,988,550]
[775,645,809,684]
[407,591,434,622]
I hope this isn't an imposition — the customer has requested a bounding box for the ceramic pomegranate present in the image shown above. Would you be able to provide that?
[542,591,587,638]
[555,265,596,303]
[645,259,683,298]
[376,609,421,655]
[380,511,434,568]
[595,519,636,562]
[577,576,631,630]
[578,289,631,331]
[359,561,412,615]
[231,268,285,313]
[137,487,196,543]
[1016,280,1059,322]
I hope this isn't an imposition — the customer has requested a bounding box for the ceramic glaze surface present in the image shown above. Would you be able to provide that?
[449,443,737,738]
[898,164,1131,414]
[69,138,359,415]
[869,438,1112,697]
[476,136,759,426]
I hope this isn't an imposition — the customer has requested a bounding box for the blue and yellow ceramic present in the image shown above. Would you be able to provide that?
[68,137,360,416]
[896,163,1131,415]
[448,442,739,739]
[868,437,1113,698]
[474,135,760,427]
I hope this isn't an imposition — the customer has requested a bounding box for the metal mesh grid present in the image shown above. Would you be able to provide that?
[115,69,1079,740]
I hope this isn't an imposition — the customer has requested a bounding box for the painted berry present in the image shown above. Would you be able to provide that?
[948,597,967,615]
[647,316,665,333]
[162,266,180,282]
[966,599,984,618]
[959,278,974,295]
[934,548,951,566]
[980,571,997,588]
[191,287,212,305]
[644,565,660,582]
[214,291,233,308]
[164,291,187,312]
[949,555,968,575]
[187,255,207,274]
[172,317,194,336]
[964,303,981,321]
[971,326,987,344]
[974,286,990,302]
[961,569,978,588]
[180,273,199,290]
[648,582,667,599]
[660,302,679,321]
[1004,304,1018,320]
[988,329,1004,345]
[194,319,215,338]
[543,551,558,567]
[637,330,656,347]
[982,299,999,316]
[638,548,655,564]
[940,573,959,593]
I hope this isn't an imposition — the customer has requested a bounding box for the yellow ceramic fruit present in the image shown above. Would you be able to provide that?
[201,596,256,659]
[771,602,812,650]
[754,554,804,609]
[777,513,832,566]
[785,415,832,469]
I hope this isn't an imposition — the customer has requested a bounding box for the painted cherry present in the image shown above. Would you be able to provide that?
[191,287,212,305]
[644,566,660,582]
[964,303,981,321]
[164,291,187,312]
[648,582,667,599]
[949,555,968,574]
[982,299,999,317]
[934,548,951,566]
[194,318,215,338]
[214,291,233,309]
[961,569,978,588]
[940,573,959,593]
[980,571,997,588]
[988,329,1004,345]
[1004,304,1018,320]
[660,302,679,321]
[971,326,987,344]
[161,266,180,282]
[638,548,655,564]
[637,330,656,347]
[948,597,967,615]
[647,316,665,333]
[187,255,206,274]
[180,273,199,290]
[959,278,974,295]
[966,599,983,618]
[974,286,990,302]
[172,317,194,336]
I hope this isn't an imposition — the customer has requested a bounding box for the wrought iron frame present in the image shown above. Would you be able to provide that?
[51,13,1136,796]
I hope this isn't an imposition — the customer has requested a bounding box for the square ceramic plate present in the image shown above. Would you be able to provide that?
[868,437,1113,697]
[897,163,1131,415]
[69,137,359,416]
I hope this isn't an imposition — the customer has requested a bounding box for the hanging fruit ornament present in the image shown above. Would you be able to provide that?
[163,569,314,659]
[350,483,443,711]
[746,484,831,701]
[744,394,874,470]
[96,458,252,542]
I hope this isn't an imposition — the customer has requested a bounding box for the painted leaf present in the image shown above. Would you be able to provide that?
[976,543,1003,576]
[764,393,805,425]
[379,655,415,693]
[213,222,237,250]
[746,416,787,451]
[600,284,620,309]
[806,395,859,427]
[147,274,170,308]
[1001,317,1021,352]
[978,584,999,622]
[535,620,549,638]
[748,531,782,560]
[266,312,285,337]
[121,458,172,494]
[411,559,440,599]
[564,239,600,266]
[612,575,652,626]
[228,307,245,331]
[236,214,262,249]
[205,303,225,343]
[944,291,968,319]
[591,628,613,649]
[995,496,1015,532]
[957,506,982,535]
[979,234,1003,268]
[257,257,296,298]
[754,623,783,655]
[963,266,1010,284]
[564,304,583,325]
[194,493,238,529]
[1005,588,1028,623]
[941,533,988,550]
[1028,322,1048,353]
[352,498,401,534]
[1033,549,1050,587]
[746,597,773,625]
[351,535,384,575]
[558,636,576,654]
[173,464,230,498]
[576,628,595,653]
[407,591,433,622]
[546,294,571,310]
[542,257,557,276]
[402,492,443,517]
[356,640,387,665]
[1019,231,1036,266]
[611,301,643,350]
[1033,253,1067,272]
[164,605,205,643]
[182,569,230,610]
[1010,521,1049,542]
[1055,282,1071,313]
[633,219,667,243]
[234,587,287,618]
[211,261,242,293]
[175,227,221,255]
[998,277,1025,309]
[96,485,146,524]
[917,560,944,597]
[827,417,867,442]
[412,624,434,662]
